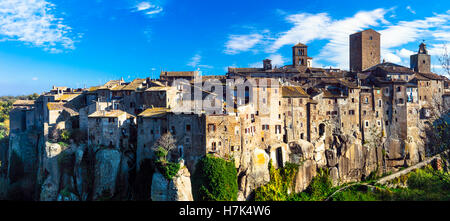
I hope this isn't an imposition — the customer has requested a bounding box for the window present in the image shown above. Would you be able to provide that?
[275,125,282,134]
[365,121,369,127]
[378,99,382,107]
[182,124,190,133]
[352,98,355,103]
[398,98,404,104]
[349,110,355,115]
[385,121,389,126]
[363,110,367,115]
[212,142,216,151]
[262,125,269,131]
[185,137,191,144]
[397,87,401,92]
[208,124,216,132]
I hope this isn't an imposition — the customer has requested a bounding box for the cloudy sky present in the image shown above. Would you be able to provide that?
[0,0,449,95]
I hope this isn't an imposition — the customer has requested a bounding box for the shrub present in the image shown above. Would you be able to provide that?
[157,162,180,180]
[193,155,238,201]
[60,130,71,142]
[254,161,298,201]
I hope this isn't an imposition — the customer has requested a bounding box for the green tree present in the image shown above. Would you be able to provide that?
[193,155,238,201]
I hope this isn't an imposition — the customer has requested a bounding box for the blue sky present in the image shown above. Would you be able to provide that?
[0,0,449,95]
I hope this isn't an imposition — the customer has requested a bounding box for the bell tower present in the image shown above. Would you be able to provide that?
[410,41,431,73]
[293,43,312,68]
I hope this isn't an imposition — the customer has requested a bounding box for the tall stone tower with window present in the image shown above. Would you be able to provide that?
[292,43,312,68]
[349,29,381,72]
[410,42,431,73]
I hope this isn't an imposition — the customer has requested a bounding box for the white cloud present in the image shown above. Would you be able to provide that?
[268,54,288,67]
[428,43,447,56]
[380,12,450,49]
[188,54,201,67]
[225,9,450,70]
[396,48,415,58]
[134,1,163,16]
[187,54,214,69]
[136,2,152,11]
[0,0,78,52]
[406,6,416,15]
[32,77,38,81]
[224,33,264,54]
[383,51,402,64]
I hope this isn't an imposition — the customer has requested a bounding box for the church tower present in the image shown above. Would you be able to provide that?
[410,42,431,73]
[349,29,380,72]
[292,43,312,68]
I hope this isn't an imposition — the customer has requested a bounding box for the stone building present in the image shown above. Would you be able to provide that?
[160,71,199,83]
[9,100,36,132]
[410,42,431,73]
[350,29,380,72]
[88,110,135,149]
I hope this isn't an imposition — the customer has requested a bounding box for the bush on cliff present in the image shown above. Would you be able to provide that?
[254,161,298,201]
[153,146,180,180]
[193,155,238,201]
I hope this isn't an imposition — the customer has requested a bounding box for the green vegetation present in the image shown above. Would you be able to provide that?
[156,161,180,180]
[153,146,180,180]
[254,161,450,201]
[193,155,238,201]
[329,166,450,201]
[60,130,71,142]
[289,168,337,201]
[254,161,298,201]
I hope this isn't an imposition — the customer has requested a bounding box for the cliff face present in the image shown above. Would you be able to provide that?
[0,127,423,201]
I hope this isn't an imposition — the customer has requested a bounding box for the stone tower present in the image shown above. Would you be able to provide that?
[349,29,380,72]
[410,42,431,73]
[292,43,312,68]
[263,59,272,70]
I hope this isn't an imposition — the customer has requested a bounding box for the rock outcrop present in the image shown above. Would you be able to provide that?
[151,161,193,201]
[237,148,270,201]
[293,159,317,193]
[93,148,121,200]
